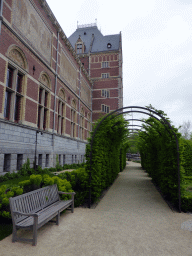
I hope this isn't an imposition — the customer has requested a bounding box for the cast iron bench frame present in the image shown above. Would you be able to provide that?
[9,184,75,246]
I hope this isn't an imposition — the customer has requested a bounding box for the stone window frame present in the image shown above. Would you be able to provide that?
[71,99,77,138]
[57,89,66,135]
[17,154,23,170]
[80,107,85,140]
[37,72,51,130]
[87,112,91,137]
[101,104,110,114]
[101,73,109,79]
[4,45,28,123]
[45,154,49,167]
[102,61,109,68]
[101,89,109,98]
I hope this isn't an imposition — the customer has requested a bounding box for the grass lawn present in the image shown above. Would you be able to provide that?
[0,175,30,187]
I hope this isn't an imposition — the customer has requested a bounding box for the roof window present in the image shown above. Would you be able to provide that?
[107,43,112,48]
[84,32,86,35]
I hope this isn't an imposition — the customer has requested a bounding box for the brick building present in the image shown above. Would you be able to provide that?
[0,0,123,174]
[69,23,123,121]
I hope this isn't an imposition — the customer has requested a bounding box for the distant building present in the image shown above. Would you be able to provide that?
[69,23,123,121]
[0,0,123,174]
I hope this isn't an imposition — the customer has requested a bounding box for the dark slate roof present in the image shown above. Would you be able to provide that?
[68,26,120,54]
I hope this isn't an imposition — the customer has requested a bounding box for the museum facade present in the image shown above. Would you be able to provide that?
[0,0,123,174]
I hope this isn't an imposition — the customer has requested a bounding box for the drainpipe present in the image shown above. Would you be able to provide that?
[0,0,4,35]
[52,31,60,146]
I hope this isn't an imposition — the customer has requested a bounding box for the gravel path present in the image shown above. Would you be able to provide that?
[0,162,192,255]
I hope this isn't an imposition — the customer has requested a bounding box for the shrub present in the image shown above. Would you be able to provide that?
[0,185,23,219]
[29,174,42,187]
[58,168,89,206]
[43,176,54,186]
[11,187,23,196]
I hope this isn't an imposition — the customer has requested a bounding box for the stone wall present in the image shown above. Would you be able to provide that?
[0,120,87,174]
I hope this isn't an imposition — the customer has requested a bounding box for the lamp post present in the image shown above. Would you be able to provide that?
[34,130,43,171]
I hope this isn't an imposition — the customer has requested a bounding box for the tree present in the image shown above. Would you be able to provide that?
[179,121,191,140]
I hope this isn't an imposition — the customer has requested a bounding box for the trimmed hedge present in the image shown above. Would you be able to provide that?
[137,106,192,211]
[85,115,129,203]
[137,107,181,207]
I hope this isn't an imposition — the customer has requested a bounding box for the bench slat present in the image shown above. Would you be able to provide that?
[16,200,72,228]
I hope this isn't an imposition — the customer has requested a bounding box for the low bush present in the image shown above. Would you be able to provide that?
[58,168,89,206]
[0,185,24,219]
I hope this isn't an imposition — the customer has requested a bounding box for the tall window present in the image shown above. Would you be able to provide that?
[87,113,91,138]
[102,89,109,98]
[71,108,76,138]
[80,110,84,140]
[37,87,49,130]
[4,66,24,122]
[57,100,65,135]
[102,104,109,113]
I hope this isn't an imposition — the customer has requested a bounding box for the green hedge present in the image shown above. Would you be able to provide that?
[58,168,89,207]
[85,115,129,203]
[137,107,181,207]
[179,139,192,176]
[137,107,192,212]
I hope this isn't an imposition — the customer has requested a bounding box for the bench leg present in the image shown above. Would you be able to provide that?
[12,225,17,243]
[71,201,74,213]
[56,211,60,225]
[32,216,38,246]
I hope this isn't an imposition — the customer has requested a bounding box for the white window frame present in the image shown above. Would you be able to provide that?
[102,62,109,68]
[102,89,109,98]
[101,104,109,113]
[102,73,109,79]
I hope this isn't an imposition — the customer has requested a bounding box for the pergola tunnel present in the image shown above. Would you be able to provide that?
[87,106,181,212]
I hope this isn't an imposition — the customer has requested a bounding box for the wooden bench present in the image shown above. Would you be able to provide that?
[9,184,75,246]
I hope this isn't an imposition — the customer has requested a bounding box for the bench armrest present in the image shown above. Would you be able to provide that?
[58,191,75,202]
[58,191,76,195]
[13,211,39,218]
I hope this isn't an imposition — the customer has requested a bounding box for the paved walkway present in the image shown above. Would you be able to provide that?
[1,162,192,255]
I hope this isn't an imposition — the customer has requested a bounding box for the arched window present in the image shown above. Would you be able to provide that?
[71,99,76,138]
[87,113,91,138]
[4,45,28,123]
[37,72,51,130]
[57,89,66,135]
[80,107,85,140]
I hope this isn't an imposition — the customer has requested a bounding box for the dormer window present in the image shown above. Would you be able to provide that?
[107,43,112,48]
[75,36,85,54]
[77,43,83,54]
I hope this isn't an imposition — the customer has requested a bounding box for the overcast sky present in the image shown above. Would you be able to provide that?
[46,0,192,130]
